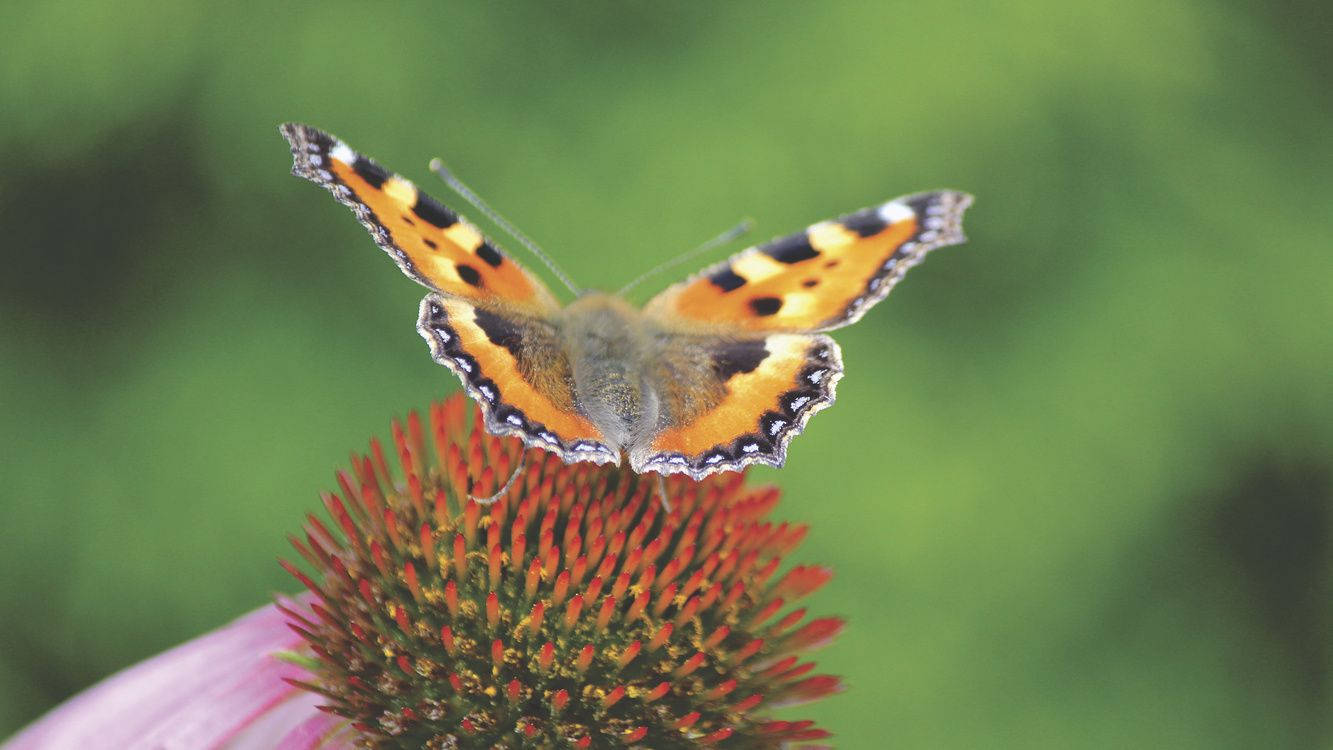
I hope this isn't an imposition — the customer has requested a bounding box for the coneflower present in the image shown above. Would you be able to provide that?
[283,393,843,747]
[2,393,842,749]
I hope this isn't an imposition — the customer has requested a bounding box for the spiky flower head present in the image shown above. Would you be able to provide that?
[282,394,843,748]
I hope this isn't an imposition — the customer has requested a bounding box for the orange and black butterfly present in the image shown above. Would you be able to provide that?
[282,124,972,480]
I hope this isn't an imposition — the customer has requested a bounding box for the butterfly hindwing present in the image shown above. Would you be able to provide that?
[281,123,558,312]
[630,332,843,478]
[416,295,618,466]
[644,190,973,333]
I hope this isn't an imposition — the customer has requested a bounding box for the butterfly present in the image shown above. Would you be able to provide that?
[281,123,972,481]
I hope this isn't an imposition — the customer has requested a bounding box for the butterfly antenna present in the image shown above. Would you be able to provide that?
[468,450,527,506]
[430,159,582,297]
[615,218,753,297]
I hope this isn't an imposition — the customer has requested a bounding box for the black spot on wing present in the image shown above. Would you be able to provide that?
[413,192,457,228]
[452,351,480,378]
[841,207,888,237]
[733,434,773,457]
[708,268,747,292]
[801,364,832,388]
[352,157,390,189]
[749,296,783,316]
[477,242,504,268]
[471,306,525,360]
[456,263,482,287]
[699,448,734,467]
[904,193,935,216]
[762,233,820,264]
[782,388,819,417]
[495,406,530,431]
[760,411,789,439]
[711,338,768,380]
[424,238,438,249]
[474,377,501,406]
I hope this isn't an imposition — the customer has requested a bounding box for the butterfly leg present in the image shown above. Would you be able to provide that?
[654,473,672,513]
[469,450,527,505]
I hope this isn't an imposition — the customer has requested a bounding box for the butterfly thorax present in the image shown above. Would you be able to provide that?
[559,293,660,453]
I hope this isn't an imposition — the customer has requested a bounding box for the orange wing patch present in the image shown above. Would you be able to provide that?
[281,123,557,311]
[644,191,972,333]
[416,294,618,467]
[631,333,843,478]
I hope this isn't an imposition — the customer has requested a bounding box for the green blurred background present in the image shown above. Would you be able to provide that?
[3,1,1330,746]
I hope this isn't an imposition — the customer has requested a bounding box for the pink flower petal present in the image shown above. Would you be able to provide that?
[4,599,349,750]
[269,706,354,750]
[230,689,351,750]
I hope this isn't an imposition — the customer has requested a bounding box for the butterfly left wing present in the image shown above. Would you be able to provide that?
[282,124,618,465]
[643,190,972,333]
[418,294,619,466]
[629,331,842,479]
[280,123,558,312]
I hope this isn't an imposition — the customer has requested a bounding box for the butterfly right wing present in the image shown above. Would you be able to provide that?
[417,295,618,466]
[643,191,972,333]
[281,123,559,312]
[629,330,843,479]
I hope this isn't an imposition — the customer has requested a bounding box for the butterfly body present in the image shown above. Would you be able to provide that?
[558,292,661,452]
[283,123,973,479]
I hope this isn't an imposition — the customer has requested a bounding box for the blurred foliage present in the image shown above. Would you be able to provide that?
[2,1,1330,747]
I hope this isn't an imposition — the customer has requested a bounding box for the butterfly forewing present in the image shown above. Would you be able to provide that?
[281,123,559,312]
[285,124,619,464]
[643,190,972,333]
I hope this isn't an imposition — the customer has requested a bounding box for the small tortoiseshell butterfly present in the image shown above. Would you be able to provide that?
[281,124,972,480]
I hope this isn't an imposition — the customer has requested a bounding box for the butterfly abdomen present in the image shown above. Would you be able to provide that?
[560,295,660,452]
